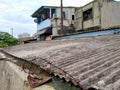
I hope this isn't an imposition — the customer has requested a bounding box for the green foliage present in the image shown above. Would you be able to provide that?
[0,32,19,48]
[52,77,80,90]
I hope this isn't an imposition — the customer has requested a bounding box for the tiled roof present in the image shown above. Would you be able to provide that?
[5,34,120,90]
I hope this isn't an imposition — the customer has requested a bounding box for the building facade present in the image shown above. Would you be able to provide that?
[75,0,120,32]
[32,0,120,40]
[32,6,76,41]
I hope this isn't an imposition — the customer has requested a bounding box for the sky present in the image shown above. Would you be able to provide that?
[0,0,119,37]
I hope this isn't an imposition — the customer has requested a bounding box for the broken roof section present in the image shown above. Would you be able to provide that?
[4,34,120,90]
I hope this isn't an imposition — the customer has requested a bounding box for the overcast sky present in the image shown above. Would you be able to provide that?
[0,0,119,37]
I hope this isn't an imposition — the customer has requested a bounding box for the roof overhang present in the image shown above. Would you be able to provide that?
[33,26,52,37]
[31,6,58,18]
[31,6,78,18]
[31,6,47,18]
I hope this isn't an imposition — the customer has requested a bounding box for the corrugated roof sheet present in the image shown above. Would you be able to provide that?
[5,34,120,90]
[0,52,6,60]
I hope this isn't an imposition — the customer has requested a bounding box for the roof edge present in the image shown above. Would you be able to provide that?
[31,6,79,18]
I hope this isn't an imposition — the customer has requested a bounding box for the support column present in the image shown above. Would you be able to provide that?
[60,0,64,36]
[50,8,52,18]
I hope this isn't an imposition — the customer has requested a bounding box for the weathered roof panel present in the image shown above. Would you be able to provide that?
[5,34,120,90]
[0,52,6,60]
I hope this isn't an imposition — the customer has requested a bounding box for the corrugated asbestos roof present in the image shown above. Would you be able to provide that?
[0,52,6,60]
[5,34,120,90]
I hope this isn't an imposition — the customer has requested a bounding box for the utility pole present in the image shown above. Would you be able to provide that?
[60,0,64,36]
[11,28,13,37]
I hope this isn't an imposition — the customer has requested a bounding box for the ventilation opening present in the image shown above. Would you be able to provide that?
[83,8,93,21]
[88,87,98,90]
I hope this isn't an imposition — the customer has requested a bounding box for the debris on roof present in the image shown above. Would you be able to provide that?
[27,74,52,88]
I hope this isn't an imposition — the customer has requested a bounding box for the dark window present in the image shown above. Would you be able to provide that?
[51,9,56,18]
[37,16,42,24]
[47,12,50,18]
[83,8,93,21]
[62,11,66,19]
[72,15,75,20]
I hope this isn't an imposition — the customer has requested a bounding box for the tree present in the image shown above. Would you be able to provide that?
[18,33,31,38]
[0,32,19,48]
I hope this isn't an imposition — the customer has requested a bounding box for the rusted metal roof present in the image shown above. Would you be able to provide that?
[27,74,52,88]
[4,34,120,90]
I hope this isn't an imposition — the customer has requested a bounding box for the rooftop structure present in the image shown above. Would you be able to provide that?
[32,6,77,41]
[75,0,120,32]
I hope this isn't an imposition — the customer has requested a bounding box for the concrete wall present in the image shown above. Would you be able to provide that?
[55,7,75,27]
[96,0,114,5]
[52,19,70,36]
[83,1,100,29]
[0,61,28,90]
[52,19,69,27]
[101,2,120,29]
[56,8,75,20]
[0,61,55,90]
[75,0,120,31]
[75,8,83,31]
[52,7,76,36]
[75,1,100,31]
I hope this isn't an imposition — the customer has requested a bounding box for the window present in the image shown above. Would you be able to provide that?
[51,9,56,18]
[83,8,93,21]
[62,11,66,19]
[37,16,42,24]
[72,15,75,20]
